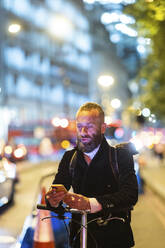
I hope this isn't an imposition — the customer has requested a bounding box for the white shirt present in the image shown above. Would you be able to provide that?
[84,145,100,161]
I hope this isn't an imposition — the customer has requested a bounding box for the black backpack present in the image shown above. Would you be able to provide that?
[69,141,138,183]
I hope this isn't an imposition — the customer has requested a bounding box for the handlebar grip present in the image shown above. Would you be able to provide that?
[37,203,66,216]
[37,204,50,210]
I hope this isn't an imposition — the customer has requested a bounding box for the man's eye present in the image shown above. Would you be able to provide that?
[87,125,94,129]
[77,124,94,130]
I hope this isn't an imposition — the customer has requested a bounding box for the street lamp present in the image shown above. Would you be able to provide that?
[51,117,69,128]
[48,15,73,41]
[8,23,21,34]
[97,75,114,88]
[111,98,121,109]
[97,74,115,117]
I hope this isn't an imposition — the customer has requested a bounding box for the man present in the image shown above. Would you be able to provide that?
[46,102,138,248]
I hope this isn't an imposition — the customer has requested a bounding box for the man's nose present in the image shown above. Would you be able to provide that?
[81,127,88,135]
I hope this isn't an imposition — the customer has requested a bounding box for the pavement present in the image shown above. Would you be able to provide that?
[132,152,165,248]
[139,152,165,202]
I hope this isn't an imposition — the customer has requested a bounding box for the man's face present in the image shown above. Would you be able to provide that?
[76,109,106,152]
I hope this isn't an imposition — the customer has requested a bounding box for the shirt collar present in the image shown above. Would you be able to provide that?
[84,144,100,160]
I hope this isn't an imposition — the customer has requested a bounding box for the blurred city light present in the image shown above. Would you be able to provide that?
[124,0,136,3]
[111,98,121,109]
[137,37,151,45]
[130,128,165,151]
[13,145,27,159]
[105,116,113,125]
[137,45,146,54]
[61,140,70,149]
[110,33,121,43]
[51,117,69,128]
[115,23,137,37]
[34,127,45,139]
[142,108,150,117]
[83,0,95,3]
[8,24,21,33]
[39,138,54,156]
[101,12,120,24]
[103,0,122,3]
[148,114,156,123]
[98,75,114,88]
[130,137,144,151]
[48,15,73,40]
[114,127,124,139]
[51,117,61,127]
[84,0,136,3]
[4,145,12,155]
[101,12,135,25]
[120,14,135,24]
[98,0,123,3]
[60,118,69,128]
[128,81,139,94]
[13,148,24,159]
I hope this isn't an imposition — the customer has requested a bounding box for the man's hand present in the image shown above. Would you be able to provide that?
[46,187,67,207]
[63,192,91,211]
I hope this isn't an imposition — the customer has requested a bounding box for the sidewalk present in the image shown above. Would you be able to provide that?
[140,156,165,201]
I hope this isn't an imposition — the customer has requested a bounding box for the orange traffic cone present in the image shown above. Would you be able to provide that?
[33,187,55,248]
[41,187,46,205]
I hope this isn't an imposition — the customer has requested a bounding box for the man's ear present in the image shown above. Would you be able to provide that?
[101,123,107,134]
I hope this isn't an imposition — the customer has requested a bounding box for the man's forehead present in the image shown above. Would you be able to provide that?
[76,110,101,125]
[77,109,100,118]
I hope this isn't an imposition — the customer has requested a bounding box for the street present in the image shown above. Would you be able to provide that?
[0,161,165,247]
[132,187,165,248]
[0,161,58,247]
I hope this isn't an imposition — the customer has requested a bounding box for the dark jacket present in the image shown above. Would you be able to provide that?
[53,137,138,248]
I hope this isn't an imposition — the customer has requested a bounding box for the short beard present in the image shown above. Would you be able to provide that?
[77,133,103,153]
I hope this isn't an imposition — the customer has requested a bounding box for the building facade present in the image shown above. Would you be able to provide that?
[0,0,130,141]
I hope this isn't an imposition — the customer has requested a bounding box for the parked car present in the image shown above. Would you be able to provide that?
[3,144,28,163]
[0,156,17,209]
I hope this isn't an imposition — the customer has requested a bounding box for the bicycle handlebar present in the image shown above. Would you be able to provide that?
[37,204,90,248]
[37,204,90,215]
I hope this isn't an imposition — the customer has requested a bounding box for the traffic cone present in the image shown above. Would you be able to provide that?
[33,187,55,248]
[41,187,46,205]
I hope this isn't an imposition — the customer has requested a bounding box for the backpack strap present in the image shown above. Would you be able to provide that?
[109,142,138,182]
[109,146,119,183]
[69,150,77,180]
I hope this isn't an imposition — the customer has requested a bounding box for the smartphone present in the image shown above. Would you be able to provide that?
[51,184,67,193]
